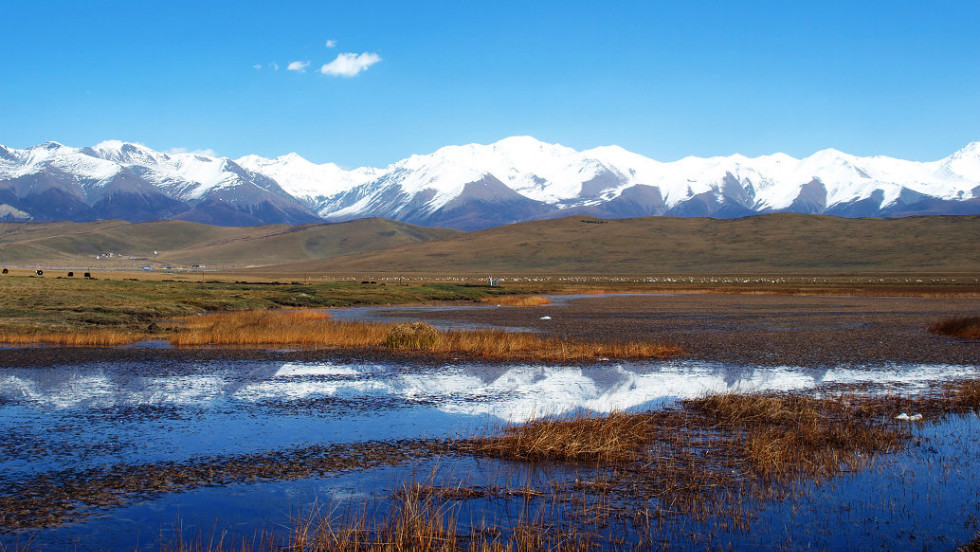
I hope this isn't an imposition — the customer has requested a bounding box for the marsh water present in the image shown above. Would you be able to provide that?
[2,297,980,549]
[2,356,980,549]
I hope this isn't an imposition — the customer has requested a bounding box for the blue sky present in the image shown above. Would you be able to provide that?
[1,1,978,166]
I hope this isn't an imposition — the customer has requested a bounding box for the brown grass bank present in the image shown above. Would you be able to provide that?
[167,310,680,361]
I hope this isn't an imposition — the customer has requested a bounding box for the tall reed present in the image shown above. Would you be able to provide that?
[0,330,143,346]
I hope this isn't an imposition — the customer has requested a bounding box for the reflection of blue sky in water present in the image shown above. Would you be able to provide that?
[1,359,978,480]
[3,359,978,417]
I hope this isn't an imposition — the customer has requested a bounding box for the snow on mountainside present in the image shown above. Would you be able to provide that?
[305,136,980,226]
[0,140,320,225]
[236,153,381,201]
[1,137,978,229]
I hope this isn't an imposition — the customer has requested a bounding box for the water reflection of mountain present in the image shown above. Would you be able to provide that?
[0,361,285,409]
[1,360,977,423]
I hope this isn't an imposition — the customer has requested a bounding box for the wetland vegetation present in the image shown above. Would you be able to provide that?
[0,269,978,549]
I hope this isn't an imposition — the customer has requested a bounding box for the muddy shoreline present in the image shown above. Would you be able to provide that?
[404,293,980,366]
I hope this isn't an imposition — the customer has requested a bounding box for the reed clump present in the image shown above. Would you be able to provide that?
[481,295,552,306]
[464,411,658,464]
[385,322,440,349]
[928,316,980,338]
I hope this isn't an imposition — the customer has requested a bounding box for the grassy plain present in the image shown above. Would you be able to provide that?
[0,272,533,336]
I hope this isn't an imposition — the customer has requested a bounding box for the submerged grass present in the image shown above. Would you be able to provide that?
[686,394,908,480]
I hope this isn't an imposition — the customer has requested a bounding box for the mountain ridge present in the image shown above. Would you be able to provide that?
[2,137,978,229]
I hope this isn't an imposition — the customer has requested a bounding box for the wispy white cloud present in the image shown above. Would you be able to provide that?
[287,60,310,72]
[253,64,263,70]
[320,52,381,77]
[325,39,337,48]
[167,147,219,157]
[271,62,280,71]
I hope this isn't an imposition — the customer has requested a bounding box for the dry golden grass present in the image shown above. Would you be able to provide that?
[292,491,456,552]
[464,411,658,464]
[167,310,390,348]
[687,393,908,480]
[480,295,551,306]
[167,310,680,361]
[435,330,678,361]
[462,392,914,484]
[929,316,980,338]
[385,322,441,349]
[0,330,144,346]
[286,487,599,552]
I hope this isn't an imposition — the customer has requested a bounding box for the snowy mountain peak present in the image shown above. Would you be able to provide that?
[951,141,980,160]
[1,137,978,229]
[235,151,378,200]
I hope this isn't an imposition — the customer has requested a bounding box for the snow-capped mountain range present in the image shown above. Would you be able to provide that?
[2,137,978,229]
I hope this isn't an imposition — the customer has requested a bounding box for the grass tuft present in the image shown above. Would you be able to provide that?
[928,316,980,338]
[385,322,440,349]
[464,411,658,464]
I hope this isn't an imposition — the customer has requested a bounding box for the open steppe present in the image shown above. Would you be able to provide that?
[3,214,979,274]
